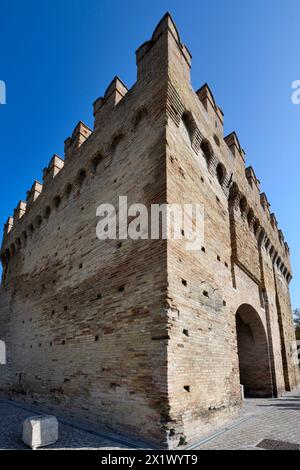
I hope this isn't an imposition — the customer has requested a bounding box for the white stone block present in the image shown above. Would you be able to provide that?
[240,384,245,400]
[22,415,58,449]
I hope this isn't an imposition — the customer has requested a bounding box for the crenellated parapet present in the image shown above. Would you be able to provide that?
[136,12,192,84]
[165,70,292,282]
[43,155,64,186]
[260,193,270,212]
[4,217,13,236]
[166,73,291,281]
[64,121,92,161]
[226,177,291,282]
[0,67,148,269]
[2,16,184,271]
[245,166,260,190]
[13,201,27,220]
[1,217,14,260]
[224,132,245,161]
[0,12,293,286]
[194,84,292,279]
[270,213,278,229]
[26,181,43,208]
[1,56,154,265]
[93,77,128,130]
[186,84,292,281]
[197,83,224,134]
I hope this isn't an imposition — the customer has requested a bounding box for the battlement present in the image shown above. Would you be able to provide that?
[0,12,292,284]
[93,77,128,130]
[4,217,13,236]
[245,166,260,190]
[136,12,192,73]
[43,155,64,186]
[224,132,245,161]
[271,212,278,229]
[64,121,93,161]
[197,83,224,128]
[260,192,270,211]
[13,201,27,221]
[26,181,43,208]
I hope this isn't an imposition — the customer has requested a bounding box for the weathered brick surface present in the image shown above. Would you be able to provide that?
[0,13,299,449]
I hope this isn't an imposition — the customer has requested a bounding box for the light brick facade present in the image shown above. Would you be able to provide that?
[0,14,299,448]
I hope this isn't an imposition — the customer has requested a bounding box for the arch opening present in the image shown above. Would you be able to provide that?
[216,162,226,186]
[200,139,213,167]
[236,304,273,398]
[179,111,196,147]
[239,196,247,215]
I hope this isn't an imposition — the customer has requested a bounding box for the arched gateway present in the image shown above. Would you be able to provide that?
[236,304,273,397]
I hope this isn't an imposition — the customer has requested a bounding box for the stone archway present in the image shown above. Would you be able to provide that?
[236,304,273,397]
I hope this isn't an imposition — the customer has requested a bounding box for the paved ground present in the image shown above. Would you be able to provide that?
[0,400,133,450]
[0,390,300,450]
[193,389,300,450]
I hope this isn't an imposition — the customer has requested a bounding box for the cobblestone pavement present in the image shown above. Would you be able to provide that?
[0,400,133,450]
[0,390,300,450]
[192,389,300,450]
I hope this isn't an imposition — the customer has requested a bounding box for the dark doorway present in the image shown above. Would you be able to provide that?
[236,304,273,397]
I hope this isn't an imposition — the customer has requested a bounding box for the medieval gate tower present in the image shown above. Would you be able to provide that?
[0,14,299,448]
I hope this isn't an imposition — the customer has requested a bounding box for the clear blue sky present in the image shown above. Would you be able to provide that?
[0,0,299,307]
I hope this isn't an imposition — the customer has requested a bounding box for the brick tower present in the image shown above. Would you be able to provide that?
[0,13,299,448]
